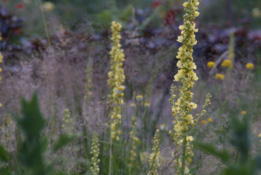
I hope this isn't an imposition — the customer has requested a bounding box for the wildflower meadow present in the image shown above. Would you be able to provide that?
[0,0,261,175]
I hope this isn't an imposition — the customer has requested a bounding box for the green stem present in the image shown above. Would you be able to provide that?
[181,135,187,175]
[38,0,51,47]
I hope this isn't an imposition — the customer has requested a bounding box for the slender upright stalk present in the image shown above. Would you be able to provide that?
[38,0,51,47]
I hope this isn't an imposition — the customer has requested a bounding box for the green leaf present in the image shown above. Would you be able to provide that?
[254,155,261,170]
[53,134,76,153]
[0,145,8,162]
[0,167,11,175]
[194,142,230,163]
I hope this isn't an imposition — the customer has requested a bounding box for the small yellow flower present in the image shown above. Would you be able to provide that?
[207,61,215,68]
[215,73,225,80]
[189,102,197,109]
[42,1,55,12]
[252,8,261,18]
[144,102,150,107]
[259,133,261,138]
[136,95,143,100]
[241,111,247,115]
[130,103,136,107]
[207,118,213,122]
[200,120,207,125]
[246,63,254,70]
[221,60,232,68]
[186,136,194,142]
[117,85,125,91]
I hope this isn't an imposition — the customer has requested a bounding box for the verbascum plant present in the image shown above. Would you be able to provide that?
[128,113,140,168]
[169,1,211,174]
[108,21,125,140]
[148,129,160,175]
[90,133,100,175]
[85,59,93,110]
[62,109,73,135]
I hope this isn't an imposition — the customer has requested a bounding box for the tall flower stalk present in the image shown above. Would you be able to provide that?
[108,21,125,175]
[148,129,160,175]
[108,21,125,141]
[169,0,211,174]
[90,133,100,175]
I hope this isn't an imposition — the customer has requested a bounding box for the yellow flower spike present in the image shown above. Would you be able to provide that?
[200,120,208,125]
[221,59,232,68]
[148,129,160,175]
[246,63,254,70]
[169,0,208,174]
[128,113,140,168]
[215,73,225,80]
[241,111,247,115]
[90,133,100,175]
[108,21,125,140]
[207,118,213,122]
[207,61,215,68]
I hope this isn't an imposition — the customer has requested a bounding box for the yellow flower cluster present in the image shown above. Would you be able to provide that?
[169,1,211,174]
[200,118,213,125]
[108,21,125,140]
[90,133,100,175]
[215,73,225,80]
[170,0,200,141]
[62,109,73,135]
[148,129,160,175]
[128,113,140,167]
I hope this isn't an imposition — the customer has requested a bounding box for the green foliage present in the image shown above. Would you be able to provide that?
[195,116,261,175]
[0,93,77,175]
[53,134,76,153]
[0,145,9,162]
[14,93,48,175]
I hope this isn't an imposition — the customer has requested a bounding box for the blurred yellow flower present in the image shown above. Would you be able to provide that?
[186,136,194,142]
[42,1,55,12]
[200,120,207,125]
[144,102,150,107]
[221,60,232,68]
[252,8,261,18]
[136,95,143,100]
[207,61,215,68]
[117,85,125,91]
[246,63,254,70]
[130,103,136,107]
[215,73,225,80]
[207,118,213,122]
[241,111,247,115]
[259,133,261,137]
